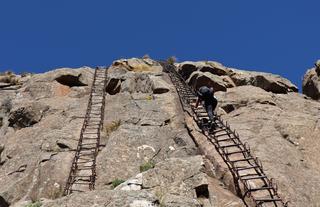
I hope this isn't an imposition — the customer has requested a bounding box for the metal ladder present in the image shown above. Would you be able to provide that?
[160,61,288,207]
[64,67,107,195]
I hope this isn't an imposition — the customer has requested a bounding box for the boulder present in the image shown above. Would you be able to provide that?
[113,58,163,73]
[303,65,320,100]
[177,61,298,94]
[177,61,232,80]
[215,85,276,113]
[8,102,49,129]
[176,61,199,80]
[199,61,232,76]
[187,71,228,92]
[105,67,170,95]
[150,75,170,94]
[22,67,93,99]
[230,69,298,93]
[31,67,93,86]
[105,66,127,95]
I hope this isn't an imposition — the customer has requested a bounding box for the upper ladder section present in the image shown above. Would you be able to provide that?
[64,67,107,195]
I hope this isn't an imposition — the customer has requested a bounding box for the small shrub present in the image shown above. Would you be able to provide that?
[146,95,153,101]
[111,178,125,188]
[103,120,121,136]
[140,161,155,172]
[25,201,42,207]
[166,56,177,65]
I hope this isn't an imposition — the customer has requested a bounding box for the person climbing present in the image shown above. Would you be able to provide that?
[194,86,218,124]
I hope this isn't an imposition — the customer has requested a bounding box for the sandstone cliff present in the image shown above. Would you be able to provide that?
[0,58,319,207]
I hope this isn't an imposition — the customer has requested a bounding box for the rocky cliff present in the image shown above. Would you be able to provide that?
[303,59,320,100]
[0,58,319,207]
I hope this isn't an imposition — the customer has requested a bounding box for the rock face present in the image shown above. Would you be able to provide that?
[0,67,93,205]
[177,61,298,93]
[0,58,319,207]
[303,60,320,100]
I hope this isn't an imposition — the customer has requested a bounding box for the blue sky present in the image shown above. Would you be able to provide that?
[0,1,319,90]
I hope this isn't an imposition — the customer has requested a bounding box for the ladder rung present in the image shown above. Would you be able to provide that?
[214,133,231,138]
[230,157,254,163]
[80,147,97,150]
[241,175,267,181]
[76,152,95,157]
[247,186,274,192]
[219,143,241,149]
[82,137,99,140]
[83,132,98,135]
[214,137,239,143]
[76,161,94,164]
[72,182,91,185]
[77,166,94,170]
[212,128,228,133]
[235,165,259,171]
[225,150,248,156]
[69,189,84,192]
[81,143,98,146]
[255,197,282,202]
[70,175,92,178]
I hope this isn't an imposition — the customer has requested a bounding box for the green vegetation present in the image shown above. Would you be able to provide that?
[25,201,42,207]
[103,120,121,136]
[166,56,177,65]
[140,161,155,172]
[111,178,125,188]
[146,95,153,101]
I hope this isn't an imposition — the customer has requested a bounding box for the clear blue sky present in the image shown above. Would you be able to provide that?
[1,1,319,90]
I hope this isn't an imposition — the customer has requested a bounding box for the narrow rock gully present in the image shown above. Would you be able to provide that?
[159,61,289,207]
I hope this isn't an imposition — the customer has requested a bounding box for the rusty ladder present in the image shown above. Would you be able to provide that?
[64,67,107,195]
[160,61,288,207]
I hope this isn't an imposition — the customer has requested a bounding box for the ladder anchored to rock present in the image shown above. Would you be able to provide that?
[64,67,107,195]
[160,61,289,207]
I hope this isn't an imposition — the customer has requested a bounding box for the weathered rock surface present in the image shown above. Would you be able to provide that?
[177,61,298,93]
[187,71,230,92]
[303,60,320,100]
[229,69,298,93]
[1,57,319,207]
[0,67,94,205]
[1,60,244,206]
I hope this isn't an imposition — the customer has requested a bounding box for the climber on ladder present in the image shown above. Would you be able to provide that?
[194,86,218,129]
